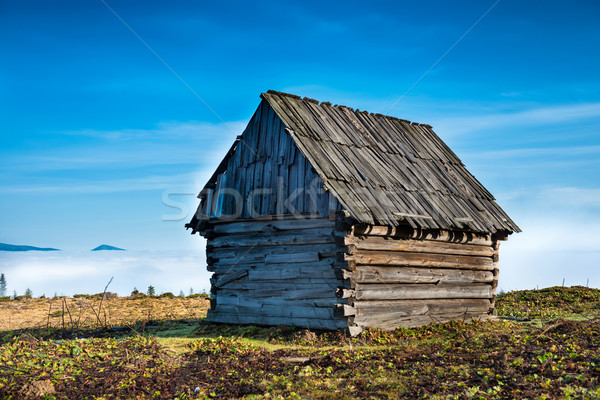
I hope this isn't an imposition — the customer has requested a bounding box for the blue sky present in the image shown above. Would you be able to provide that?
[1,1,599,294]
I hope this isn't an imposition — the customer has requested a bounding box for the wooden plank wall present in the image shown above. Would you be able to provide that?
[205,218,348,330]
[197,100,340,220]
[335,223,500,335]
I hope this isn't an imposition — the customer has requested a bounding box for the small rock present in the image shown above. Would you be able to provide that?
[20,380,55,399]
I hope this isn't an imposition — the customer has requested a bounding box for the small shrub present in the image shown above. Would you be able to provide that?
[187,293,211,299]
[73,294,91,299]
[160,292,175,299]
[0,296,11,302]
[129,290,146,299]
[91,292,117,300]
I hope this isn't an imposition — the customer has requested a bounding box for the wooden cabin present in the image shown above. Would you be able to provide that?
[186,90,520,335]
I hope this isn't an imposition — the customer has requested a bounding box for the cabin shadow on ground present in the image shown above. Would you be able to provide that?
[0,317,340,345]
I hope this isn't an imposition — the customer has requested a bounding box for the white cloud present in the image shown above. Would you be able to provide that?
[1,120,247,173]
[499,220,600,291]
[464,145,600,161]
[0,120,248,194]
[542,186,600,209]
[0,172,205,194]
[435,102,600,136]
[501,185,600,215]
[61,120,246,142]
[496,185,600,291]
[0,250,210,297]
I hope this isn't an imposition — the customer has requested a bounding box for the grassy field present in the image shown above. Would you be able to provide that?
[0,295,209,331]
[1,286,599,399]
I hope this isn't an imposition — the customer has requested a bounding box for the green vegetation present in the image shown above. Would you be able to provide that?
[186,293,211,299]
[1,286,599,399]
[496,285,600,319]
[147,286,156,296]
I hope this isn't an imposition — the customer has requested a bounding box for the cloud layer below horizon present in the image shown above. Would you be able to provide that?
[0,250,210,297]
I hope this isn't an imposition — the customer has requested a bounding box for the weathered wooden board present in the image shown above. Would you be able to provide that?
[216,294,345,308]
[210,241,336,257]
[210,227,335,248]
[265,252,320,264]
[344,236,494,257]
[220,280,341,291]
[209,258,337,274]
[218,287,337,300]
[352,298,491,316]
[346,283,492,300]
[350,310,492,330]
[212,250,333,267]
[215,304,335,319]
[347,251,494,270]
[213,218,334,234]
[207,311,347,330]
[247,267,337,280]
[340,266,494,284]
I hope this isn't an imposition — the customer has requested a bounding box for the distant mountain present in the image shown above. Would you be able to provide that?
[91,244,125,251]
[0,243,60,252]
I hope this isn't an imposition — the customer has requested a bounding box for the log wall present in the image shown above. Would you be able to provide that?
[205,217,348,330]
[335,223,501,334]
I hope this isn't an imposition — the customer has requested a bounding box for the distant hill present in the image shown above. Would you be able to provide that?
[91,244,125,251]
[0,243,60,252]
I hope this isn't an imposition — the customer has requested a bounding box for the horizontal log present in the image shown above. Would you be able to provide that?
[209,258,336,273]
[347,251,495,270]
[266,252,320,264]
[352,225,492,246]
[217,287,337,300]
[209,242,336,261]
[215,304,335,319]
[207,310,347,330]
[350,311,493,330]
[353,283,493,301]
[214,218,334,234]
[343,236,494,257]
[220,281,342,291]
[342,266,494,284]
[210,228,335,248]
[353,298,491,316]
[247,267,337,281]
[215,294,346,308]
[213,253,326,267]
[240,278,344,285]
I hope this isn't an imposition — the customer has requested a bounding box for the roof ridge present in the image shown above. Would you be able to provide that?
[263,90,426,127]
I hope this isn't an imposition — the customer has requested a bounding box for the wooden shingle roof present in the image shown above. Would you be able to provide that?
[261,90,520,235]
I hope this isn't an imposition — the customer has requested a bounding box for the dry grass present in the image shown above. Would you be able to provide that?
[0,296,210,330]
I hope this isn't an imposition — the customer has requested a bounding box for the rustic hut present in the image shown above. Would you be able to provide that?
[186,90,519,335]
